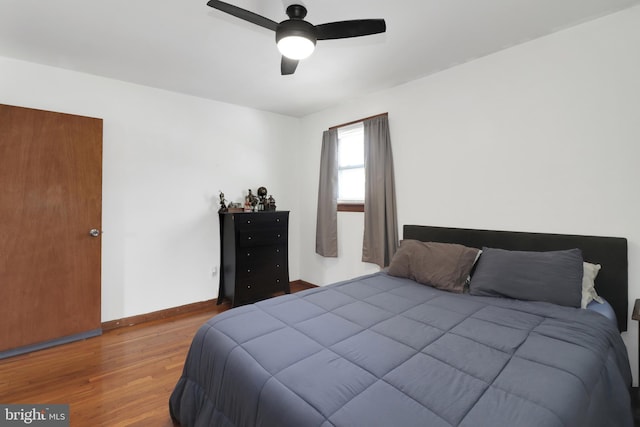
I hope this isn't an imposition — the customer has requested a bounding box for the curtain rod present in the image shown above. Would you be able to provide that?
[329,112,388,130]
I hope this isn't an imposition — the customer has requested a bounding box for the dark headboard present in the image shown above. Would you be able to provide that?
[403,225,629,332]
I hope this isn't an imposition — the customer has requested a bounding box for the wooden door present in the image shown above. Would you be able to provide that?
[0,104,102,355]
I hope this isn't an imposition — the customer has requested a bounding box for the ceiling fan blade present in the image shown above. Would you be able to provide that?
[206,0,278,31]
[316,19,386,40]
[281,57,299,75]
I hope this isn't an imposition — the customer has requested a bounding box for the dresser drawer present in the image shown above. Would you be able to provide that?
[239,246,286,266]
[238,229,287,247]
[236,259,287,282]
[233,212,288,230]
[235,272,288,303]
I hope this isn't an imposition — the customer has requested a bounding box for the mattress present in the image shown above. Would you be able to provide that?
[169,272,632,427]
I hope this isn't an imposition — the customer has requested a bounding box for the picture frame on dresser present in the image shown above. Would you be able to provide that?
[217,211,290,306]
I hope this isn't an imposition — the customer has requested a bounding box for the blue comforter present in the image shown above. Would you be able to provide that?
[170,272,632,426]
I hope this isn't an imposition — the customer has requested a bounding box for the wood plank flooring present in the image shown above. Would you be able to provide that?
[0,284,314,426]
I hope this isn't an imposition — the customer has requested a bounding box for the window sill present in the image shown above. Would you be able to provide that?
[337,203,364,213]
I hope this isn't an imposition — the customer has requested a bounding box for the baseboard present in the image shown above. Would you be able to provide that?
[101,299,218,332]
[101,280,319,332]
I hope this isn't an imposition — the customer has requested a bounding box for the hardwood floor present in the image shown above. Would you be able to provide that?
[0,283,314,426]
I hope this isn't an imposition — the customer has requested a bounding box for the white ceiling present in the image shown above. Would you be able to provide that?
[1,0,638,117]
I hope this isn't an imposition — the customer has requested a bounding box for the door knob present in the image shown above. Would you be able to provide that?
[89,229,101,237]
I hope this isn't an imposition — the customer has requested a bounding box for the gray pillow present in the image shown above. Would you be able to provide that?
[469,247,583,307]
[387,240,480,293]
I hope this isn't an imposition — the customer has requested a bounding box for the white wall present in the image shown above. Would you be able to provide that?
[298,6,640,382]
[0,56,301,321]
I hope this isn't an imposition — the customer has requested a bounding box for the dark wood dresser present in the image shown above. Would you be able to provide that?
[218,211,290,307]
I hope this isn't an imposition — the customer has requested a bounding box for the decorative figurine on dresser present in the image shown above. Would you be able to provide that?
[217,188,289,307]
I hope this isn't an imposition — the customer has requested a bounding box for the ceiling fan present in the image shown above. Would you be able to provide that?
[206,1,386,75]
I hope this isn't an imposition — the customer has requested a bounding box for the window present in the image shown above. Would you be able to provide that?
[337,122,364,212]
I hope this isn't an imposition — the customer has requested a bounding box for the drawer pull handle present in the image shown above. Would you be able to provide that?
[276,264,280,268]
[248,236,252,240]
[277,234,281,238]
[247,285,251,289]
[247,220,251,224]
[276,279,280,283]
[247,269,251,273]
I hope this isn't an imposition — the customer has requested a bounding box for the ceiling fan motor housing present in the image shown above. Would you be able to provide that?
[276,19,317,45]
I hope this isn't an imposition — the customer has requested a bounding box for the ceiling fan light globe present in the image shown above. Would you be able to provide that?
[277,36,315,60]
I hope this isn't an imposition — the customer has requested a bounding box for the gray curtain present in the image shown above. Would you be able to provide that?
[315,128,339,257]
[362,116,398,268]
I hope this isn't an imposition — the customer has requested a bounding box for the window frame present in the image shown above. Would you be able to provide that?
[337,202,364,212]
[336,122,365,211]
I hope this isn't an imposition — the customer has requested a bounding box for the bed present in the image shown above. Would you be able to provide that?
[170,225,632,427]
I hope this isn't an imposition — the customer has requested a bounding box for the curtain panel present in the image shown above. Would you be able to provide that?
[362,116,399,268]
[315,129,339,257]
